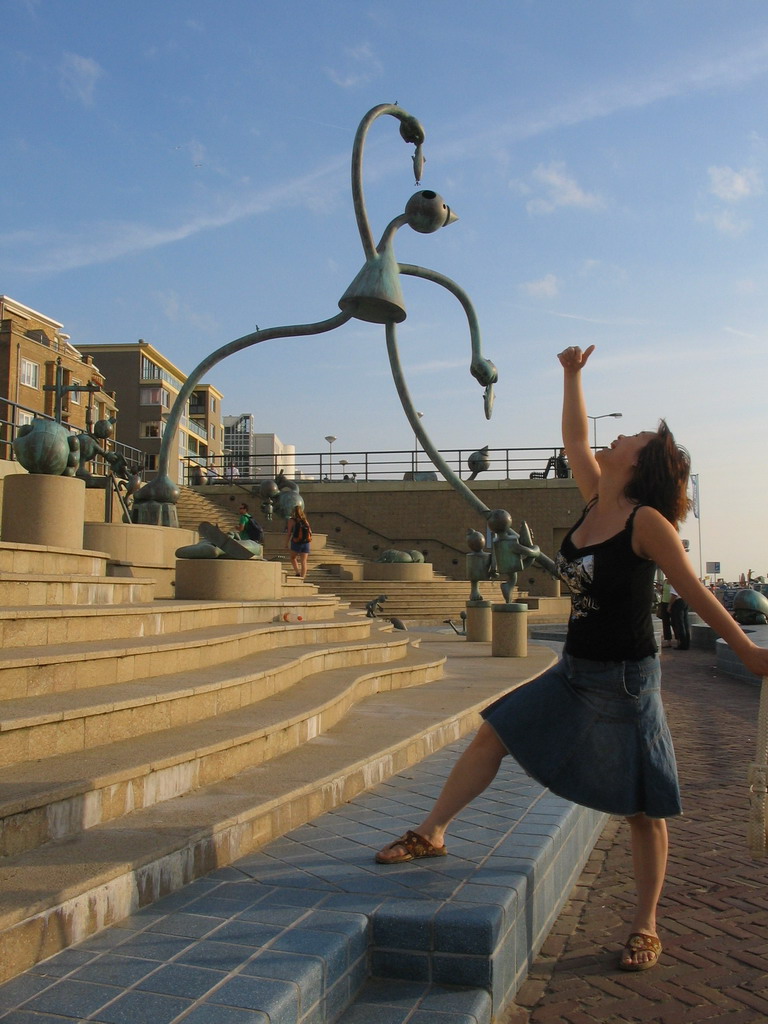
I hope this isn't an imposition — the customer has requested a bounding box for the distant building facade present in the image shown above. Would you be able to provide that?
[0,295,118,458]
[76,341,223,485]
[223,414,295,480]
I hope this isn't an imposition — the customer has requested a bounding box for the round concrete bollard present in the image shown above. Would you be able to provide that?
[2,473,86,550]
[465,600,492,642]
[492,602,528,657]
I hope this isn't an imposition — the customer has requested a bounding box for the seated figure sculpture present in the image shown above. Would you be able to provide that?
[176,521,263,561]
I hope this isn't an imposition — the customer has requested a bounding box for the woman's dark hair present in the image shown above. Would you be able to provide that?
[624,420,691,525]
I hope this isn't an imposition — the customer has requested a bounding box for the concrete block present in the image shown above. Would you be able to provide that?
[363,563,433,582]
[175,559,282,601]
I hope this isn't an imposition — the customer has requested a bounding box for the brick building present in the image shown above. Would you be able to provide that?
[0,296,118,458]
[76,341,223,485]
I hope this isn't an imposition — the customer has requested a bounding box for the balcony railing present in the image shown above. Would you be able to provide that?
[182,446,576,487]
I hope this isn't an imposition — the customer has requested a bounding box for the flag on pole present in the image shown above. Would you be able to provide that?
[691,474,700,520]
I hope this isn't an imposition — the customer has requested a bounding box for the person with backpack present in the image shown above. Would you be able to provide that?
[237,503,264,544]
[285,504,312,578]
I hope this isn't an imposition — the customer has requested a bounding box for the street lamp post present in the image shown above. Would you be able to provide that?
[324,435,337,480]
[587,412,622,451]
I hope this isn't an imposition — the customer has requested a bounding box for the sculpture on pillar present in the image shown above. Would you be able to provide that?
[487,510,549,605]
[732,588,768,626]
[466,529,492,602]
[467,446,491,481]
[13,419,79,476]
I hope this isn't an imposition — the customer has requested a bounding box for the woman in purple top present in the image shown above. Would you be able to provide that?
[375,345,768,972]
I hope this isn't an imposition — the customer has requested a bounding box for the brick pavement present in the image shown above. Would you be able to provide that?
[502,647,768,1024]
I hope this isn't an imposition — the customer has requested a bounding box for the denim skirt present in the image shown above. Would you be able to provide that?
[481,652,681,818]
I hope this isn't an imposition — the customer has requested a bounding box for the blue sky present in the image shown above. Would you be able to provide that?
[3,0,768,580]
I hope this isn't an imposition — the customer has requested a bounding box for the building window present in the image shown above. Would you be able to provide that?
[139,386,170,408]
[17,410,34,427]
[144,453,158,470]
[20,358,40,389]
[141,422,163,438]
[140,354,159,380]
[209,424,216,440]
[210,396,216,413]
[70,379,81,404]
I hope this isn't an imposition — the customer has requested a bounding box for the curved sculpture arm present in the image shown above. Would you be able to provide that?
[351,104,425,262]
[399,263,498,418]
[385,320,490,519]
[156,311,352,478]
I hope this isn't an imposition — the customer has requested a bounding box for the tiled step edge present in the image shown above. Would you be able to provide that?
[368,794,606,1015]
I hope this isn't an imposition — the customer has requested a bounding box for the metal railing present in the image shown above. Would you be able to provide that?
[0,398,146,472]
[182,446,575,487]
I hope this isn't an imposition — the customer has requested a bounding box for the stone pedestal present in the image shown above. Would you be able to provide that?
[363,562,433,582]
[465,600,492,642]
[492,602,528,658]
[175,558,282,601]
[83,522,196,599]
[2,473,85,550]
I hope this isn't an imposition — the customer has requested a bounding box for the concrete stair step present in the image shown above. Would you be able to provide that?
[0,572,157,606]
[0,613,377,701]
[0,638,554,984]
[0,638,440,857]
[0,542,110,576]
[0,628,408,769]
[0,595,344,647]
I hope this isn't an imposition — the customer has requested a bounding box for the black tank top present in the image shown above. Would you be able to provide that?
[555,502,657,662]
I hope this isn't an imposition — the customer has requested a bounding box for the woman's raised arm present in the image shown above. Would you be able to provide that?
[558,345,600,501]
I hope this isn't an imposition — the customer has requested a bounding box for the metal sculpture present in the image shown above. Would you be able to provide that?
[133,103,556,600]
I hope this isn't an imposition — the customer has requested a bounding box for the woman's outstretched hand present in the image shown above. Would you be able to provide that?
[558,345,595,373]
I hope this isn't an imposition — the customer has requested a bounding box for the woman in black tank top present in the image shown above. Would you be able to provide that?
[375,346,768,973]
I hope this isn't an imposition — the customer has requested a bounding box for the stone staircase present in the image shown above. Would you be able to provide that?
[0,528,606,1024]
[0,536,465,984]
[256,531,570,625]
[175,485,241,533]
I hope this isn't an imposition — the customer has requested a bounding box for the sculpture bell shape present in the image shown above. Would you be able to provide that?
[338,240,407,324]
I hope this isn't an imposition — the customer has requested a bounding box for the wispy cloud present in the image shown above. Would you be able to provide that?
[519,162,605,215]
[12,33,768,275]
[521,274,559,299]
[708,165,763,201]
[518,305,649,327]
[0,151,350,274]
[696,207,751,236]
[326,42,383,88]
[59,52,103,106]
[724,325,759,339]
[437,35,768,162]
[154,290,218,333]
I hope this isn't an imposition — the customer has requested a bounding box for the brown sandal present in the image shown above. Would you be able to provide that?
[375,829,447,864]
[618,932,662,971]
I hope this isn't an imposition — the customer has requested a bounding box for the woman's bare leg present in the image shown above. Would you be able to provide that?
[299,552,309,578]
[376,723,507,861]
[621,814,668,967]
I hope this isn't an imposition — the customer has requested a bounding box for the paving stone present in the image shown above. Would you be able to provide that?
[498,649,768,1023]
